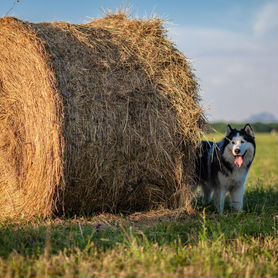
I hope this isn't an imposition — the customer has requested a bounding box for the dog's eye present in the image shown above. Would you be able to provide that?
[232,141,235,145]
[241,140,245,144]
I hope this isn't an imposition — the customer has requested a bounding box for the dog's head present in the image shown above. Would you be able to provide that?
[222,124,256,168]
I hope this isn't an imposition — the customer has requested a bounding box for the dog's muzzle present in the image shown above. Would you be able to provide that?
[233,150,247,168]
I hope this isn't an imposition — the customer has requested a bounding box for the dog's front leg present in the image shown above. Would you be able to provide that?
[202,183,213,205]
[230,186,244,212]
[214,188,226,214]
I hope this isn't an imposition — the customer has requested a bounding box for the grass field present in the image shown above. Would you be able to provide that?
[0,134,277,278]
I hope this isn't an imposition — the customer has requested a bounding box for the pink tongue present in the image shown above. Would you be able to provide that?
[234,156,244,168]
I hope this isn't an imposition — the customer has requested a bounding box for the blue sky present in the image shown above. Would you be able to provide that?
[1,0,277,122]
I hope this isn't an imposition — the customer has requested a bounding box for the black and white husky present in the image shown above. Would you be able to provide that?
[196,124,256,214]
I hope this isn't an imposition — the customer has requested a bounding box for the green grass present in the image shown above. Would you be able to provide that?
[0,134,277,278]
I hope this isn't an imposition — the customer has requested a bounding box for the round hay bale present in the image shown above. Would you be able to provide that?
[0,14,205,220]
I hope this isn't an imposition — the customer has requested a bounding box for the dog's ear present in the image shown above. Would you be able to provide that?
[243,124,255,138]
[226,124,233,135]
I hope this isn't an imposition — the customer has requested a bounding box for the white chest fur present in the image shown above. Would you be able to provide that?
[217,168,248,190]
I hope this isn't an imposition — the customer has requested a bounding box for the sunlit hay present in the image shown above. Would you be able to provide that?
[0,13,205,220]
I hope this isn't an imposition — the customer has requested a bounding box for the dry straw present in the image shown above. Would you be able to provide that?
[0,13,205,220]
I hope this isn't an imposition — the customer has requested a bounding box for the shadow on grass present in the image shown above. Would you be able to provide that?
[245,186,278,214]
[0,220,124,258]
[194,186,278,214]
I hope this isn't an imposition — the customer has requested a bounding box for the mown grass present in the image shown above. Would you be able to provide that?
[0,134,277,278]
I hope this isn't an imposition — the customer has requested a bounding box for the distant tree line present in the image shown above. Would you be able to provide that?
[209,122,278,133]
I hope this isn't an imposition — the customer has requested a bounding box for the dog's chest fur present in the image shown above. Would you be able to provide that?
[217,168,248,190]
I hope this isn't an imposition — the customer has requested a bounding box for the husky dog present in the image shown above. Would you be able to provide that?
[196,124,256,214]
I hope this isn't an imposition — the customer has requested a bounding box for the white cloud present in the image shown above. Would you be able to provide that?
[253,1,278,36]
[167,7,278,122]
